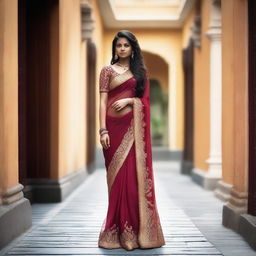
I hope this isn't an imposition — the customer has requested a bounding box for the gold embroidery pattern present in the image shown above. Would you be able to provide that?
[98,223,120,249]
[98,221,139,251]
[120,221,139,250]
[99,65,134,93]
[133,98,165,248]
[99,66,112,92]
[109,71,134,91]
[107,118,134,193]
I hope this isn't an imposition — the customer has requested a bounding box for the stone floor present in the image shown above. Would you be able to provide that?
[0,161,255,256]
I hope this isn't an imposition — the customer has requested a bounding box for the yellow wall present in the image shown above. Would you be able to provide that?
[58,0,85,178]
[101,29,184,150]
[90,0,106,150]
[0,0,19,196]
[221,0,248,194]
[143,51,168,92]
[221,0,235,185]
[193,0,210,171]
[232,0,248,193]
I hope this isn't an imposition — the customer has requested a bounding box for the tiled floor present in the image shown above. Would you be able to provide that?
[0,161,255,256]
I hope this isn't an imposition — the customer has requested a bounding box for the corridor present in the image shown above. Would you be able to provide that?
[0,161,255,256]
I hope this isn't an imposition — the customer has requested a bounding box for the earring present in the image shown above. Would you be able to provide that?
[131,51,134,59]
[114,53,118,60]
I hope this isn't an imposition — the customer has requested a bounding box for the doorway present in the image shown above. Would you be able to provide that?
[18,0,59,200]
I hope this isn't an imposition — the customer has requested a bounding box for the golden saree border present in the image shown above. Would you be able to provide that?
[109,70,133,91]
[98,222,120,249]
[133,98,165,248]
[98,220,139,251]
[107,118,134,193]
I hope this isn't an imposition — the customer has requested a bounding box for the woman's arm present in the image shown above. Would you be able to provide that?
[99,92,108,129]
[99,66,110,149]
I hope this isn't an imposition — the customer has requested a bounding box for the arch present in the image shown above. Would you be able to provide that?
[142,50,169,147]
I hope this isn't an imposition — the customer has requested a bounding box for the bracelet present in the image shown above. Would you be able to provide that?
[100,130,109,136]
[99,128,107,135]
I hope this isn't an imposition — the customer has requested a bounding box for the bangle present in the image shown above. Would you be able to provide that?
[100,130,109,136]
[99,128,107,135]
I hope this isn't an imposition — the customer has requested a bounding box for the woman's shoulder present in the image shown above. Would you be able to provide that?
[100,65,112,73]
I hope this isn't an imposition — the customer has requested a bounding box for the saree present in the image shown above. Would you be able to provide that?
[98,65,165,251]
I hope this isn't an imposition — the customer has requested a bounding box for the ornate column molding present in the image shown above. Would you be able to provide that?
[2,184,24,205]
[81,2,94,41]
[191,0,202,48]
[191,15,201,48]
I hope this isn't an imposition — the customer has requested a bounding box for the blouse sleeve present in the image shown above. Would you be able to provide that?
[99,66,110,93]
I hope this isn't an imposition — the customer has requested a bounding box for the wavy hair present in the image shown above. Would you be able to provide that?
[110,30,147,98]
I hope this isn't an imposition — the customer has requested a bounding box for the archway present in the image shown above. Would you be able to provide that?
[142,51,169,147]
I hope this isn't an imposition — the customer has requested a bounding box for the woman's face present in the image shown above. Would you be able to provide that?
[115,37,132,59]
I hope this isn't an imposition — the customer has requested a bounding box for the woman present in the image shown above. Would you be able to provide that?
[98,30,165,251]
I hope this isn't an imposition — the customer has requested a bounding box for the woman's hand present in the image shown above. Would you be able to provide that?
[112,98,133,112]
[100,133,110,150]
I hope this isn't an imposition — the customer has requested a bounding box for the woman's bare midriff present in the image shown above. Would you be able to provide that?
[107,104,133,117]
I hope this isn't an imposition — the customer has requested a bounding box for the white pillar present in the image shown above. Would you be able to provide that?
[206,0,222,178]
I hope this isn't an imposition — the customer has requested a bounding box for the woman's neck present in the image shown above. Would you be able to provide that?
[117,57,130,66]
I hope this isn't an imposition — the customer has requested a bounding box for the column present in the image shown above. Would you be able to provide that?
[0,0,31,248]
[205,0,222,179]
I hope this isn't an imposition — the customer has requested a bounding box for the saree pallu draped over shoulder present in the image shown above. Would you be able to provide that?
[98,68,165,251]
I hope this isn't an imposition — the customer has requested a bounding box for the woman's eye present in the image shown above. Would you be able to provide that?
[116,44,130,48]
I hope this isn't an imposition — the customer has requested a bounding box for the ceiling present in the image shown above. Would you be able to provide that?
[97,0,196,29]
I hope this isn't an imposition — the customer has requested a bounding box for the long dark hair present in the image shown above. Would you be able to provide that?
[110,30,147,97]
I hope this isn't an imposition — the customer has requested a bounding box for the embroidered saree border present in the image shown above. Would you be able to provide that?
[107,118,134,193]
[133,98,165,248]
[109,71,133,91]
[98,221,139,251]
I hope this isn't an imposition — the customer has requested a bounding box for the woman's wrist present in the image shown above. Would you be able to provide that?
[99,127,108,136]
[128,98,134,105]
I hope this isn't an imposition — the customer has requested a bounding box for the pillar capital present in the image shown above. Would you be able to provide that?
[81,3,94,41]
[206,27,221,41]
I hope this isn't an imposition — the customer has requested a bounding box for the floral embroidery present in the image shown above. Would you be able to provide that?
[107,118,134,193]
[99,66,112,92]
[120,221,139,250]
[109,71,134,91]
[98,221,139,251]
[98,223,120,249]
[99,65,134,93]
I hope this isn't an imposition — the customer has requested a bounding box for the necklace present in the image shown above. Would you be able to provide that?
[116,62,129,71]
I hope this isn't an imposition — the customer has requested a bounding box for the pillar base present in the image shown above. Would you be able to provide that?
[191,168,220,190]
[239,214,256,250]
[222,188,248,231]
[223,204,256,250]
[181,159,193,175]
[0,198,32,249]
[24,167,88,203]
[214,180,233,202]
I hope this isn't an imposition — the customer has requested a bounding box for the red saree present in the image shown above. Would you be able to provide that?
[98,65,165,251]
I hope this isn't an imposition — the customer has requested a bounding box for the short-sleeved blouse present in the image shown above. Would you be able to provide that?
[99,65,121,93]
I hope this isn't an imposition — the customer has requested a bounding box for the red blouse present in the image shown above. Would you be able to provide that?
[99,65,121,93]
